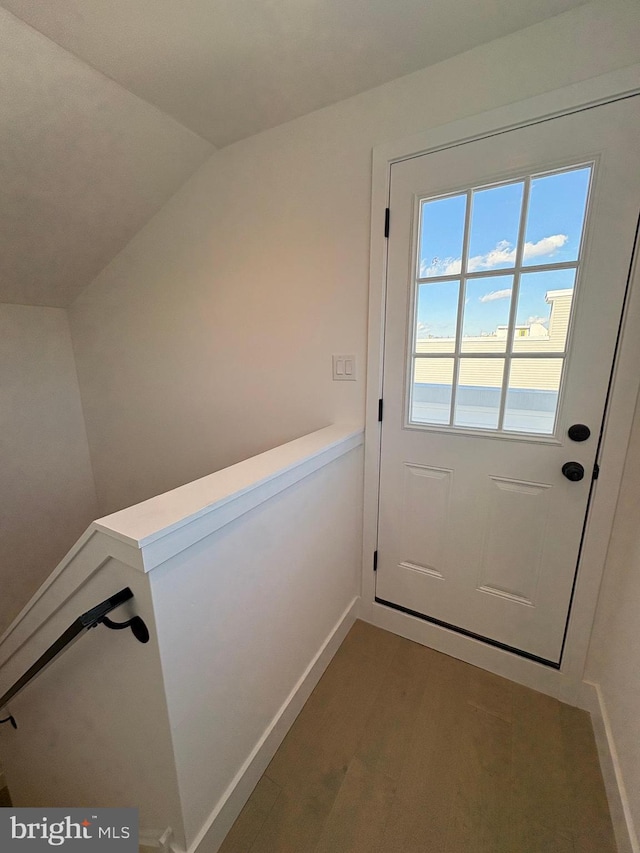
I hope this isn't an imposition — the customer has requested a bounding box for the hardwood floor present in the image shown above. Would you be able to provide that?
[219,620,616,853]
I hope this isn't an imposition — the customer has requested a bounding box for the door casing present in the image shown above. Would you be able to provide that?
[361,65,640,708]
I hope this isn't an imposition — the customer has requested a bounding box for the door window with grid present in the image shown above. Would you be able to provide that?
[409,165,592,435]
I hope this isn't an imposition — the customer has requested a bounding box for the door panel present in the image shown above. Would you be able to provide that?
[400,463,452,578]
[478,475,551,606]
[376,97,640,663]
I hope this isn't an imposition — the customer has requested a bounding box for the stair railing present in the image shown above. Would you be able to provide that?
[0,587,149,728]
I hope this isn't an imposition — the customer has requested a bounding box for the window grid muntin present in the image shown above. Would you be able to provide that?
[416,258,581,285]
[495,175,531,430]
[410,162,593,435]
[448,190,473,427]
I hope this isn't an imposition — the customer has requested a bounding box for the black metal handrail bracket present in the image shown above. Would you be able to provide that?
[0,586,149,727]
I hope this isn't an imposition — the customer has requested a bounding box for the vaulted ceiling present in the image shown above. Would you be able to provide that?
[1,0,589,307]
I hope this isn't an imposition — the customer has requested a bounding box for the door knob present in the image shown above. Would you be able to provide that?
[568,424,591,442]
[562,461,585,482]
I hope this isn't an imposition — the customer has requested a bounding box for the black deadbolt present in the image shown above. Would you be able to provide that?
[562,461,585,482]
[568,423,591,442]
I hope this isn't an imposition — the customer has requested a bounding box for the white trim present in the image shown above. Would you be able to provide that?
[96,423,363,570]
[580,681,639,853]
[0,424,363,668]
[362,64,640,702]
[184,596,360,853]
[370,601,581,704]
[139,827,174,853]
[373,66,640,166]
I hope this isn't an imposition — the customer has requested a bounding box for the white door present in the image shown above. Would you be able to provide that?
[376,97,640,664]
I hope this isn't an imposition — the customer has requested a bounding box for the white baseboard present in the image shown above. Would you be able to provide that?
[581,680,639,853]
[182,596,361,853]
[367,601,582,705]
[139,827,173,852]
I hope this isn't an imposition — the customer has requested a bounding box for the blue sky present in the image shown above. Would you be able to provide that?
[416,166,591,340]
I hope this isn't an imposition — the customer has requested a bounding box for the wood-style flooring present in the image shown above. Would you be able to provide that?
[219,620,616,853]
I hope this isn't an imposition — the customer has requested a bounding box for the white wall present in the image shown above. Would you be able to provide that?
[0,304,98,631]
[7,0,640,841]
[149,442,363,849]
[586,396,640,842]
[69,0,640,516]
[0,426,361,850]
[0,555,186,849]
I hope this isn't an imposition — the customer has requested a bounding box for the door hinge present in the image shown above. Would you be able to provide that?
[373,550,378,572]
[593,462,600,480]
[384,208,390,238]
[378,398,383,422]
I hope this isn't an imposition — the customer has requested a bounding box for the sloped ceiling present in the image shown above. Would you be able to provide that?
[1,0,589,307]
[0,9,213,307]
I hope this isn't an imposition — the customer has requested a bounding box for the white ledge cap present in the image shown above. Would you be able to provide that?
[94,424,363,550]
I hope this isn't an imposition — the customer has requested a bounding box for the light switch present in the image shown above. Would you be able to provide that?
[333,354,357,381]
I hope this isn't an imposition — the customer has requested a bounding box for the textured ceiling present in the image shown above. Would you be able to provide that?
[0,0,591,307]
[3,0,590,148]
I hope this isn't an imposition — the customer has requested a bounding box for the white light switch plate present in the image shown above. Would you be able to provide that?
[333,354,357,381]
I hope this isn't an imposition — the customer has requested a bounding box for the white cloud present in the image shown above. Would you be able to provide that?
[419,256,462,277]
[524,234,568,261]
[479,288,512,303]
[526,315,549,327]
[416,320,455,339]
[468,240,514,272]
[420,234,568,278]
[416,321,433,339]
[468,234,568,272]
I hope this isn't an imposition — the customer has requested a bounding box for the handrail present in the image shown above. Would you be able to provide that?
[0,587,149,725]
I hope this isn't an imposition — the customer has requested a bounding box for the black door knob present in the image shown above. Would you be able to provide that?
[568,424,591,442]
[562,461,585,481]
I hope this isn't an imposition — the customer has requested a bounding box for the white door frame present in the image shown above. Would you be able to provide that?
[361,65,640,707]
